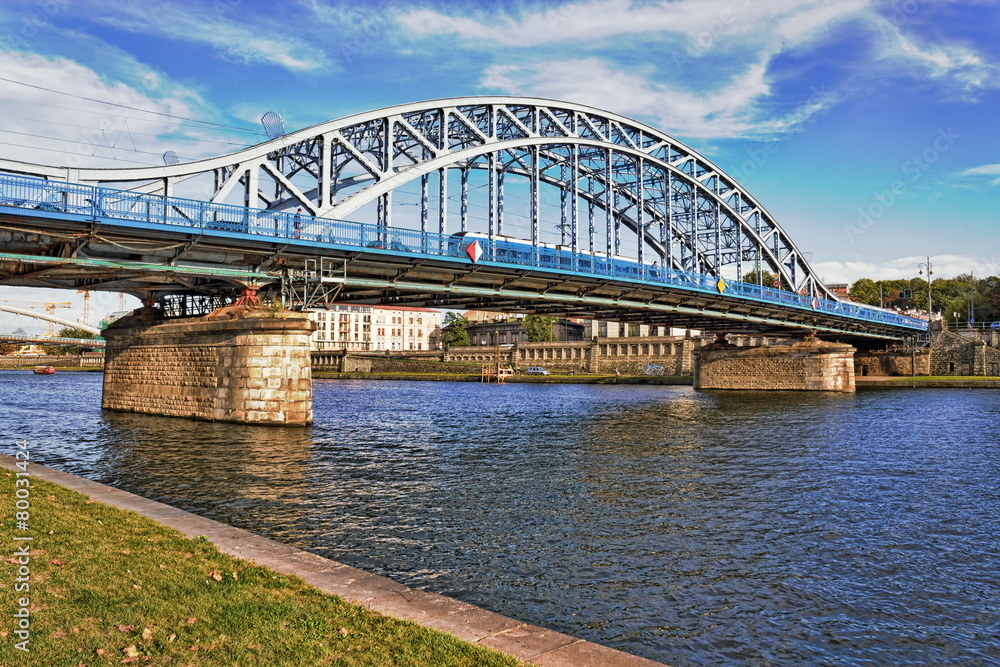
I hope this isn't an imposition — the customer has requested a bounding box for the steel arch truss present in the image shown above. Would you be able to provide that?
[0,97,829,298]
[0,304,101,335]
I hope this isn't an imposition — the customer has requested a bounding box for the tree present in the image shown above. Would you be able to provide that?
[849,278,880,305]
[58,327,97,340]
[440,312,470,347]
[44,327,98,355]
[743,269,776,289]
[0,342,18,356]
[982,275,1000,322]
[523,314,555,342]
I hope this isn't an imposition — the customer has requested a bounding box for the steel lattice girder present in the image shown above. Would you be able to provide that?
[0,97,826,298]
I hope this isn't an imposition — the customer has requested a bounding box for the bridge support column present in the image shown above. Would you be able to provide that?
[693,336,856,392]
[101,308,315,425]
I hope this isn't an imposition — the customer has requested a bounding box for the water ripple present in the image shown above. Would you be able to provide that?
[3,371,999,666]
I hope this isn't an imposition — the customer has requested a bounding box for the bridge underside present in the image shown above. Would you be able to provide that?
[0,209,914,347]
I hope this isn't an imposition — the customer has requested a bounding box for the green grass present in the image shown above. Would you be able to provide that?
[0,475,522,666]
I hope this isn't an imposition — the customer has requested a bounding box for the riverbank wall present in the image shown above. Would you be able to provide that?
[315,335,788,376]
[0,454,663,667]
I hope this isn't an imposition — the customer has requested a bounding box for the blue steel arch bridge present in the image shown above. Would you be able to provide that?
[0,97,924,344]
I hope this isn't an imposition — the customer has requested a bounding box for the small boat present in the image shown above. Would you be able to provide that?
[32,366,56,375]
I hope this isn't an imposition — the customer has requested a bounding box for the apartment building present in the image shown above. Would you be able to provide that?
[307,304,442,351]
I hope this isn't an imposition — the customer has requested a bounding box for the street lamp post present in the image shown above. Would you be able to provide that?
[968,272,976,327]
[918,257,933,322]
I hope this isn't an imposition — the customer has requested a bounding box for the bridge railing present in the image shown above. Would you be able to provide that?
[0,173,926,331]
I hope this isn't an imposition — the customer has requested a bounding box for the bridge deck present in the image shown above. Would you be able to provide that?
[0,174,925,342]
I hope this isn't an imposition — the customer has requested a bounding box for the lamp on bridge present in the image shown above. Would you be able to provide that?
[918,257,933,321]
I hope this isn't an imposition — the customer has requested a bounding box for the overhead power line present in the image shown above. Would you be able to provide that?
[0,139,156,166]
[3,114,252,147]
[0,74,263,136]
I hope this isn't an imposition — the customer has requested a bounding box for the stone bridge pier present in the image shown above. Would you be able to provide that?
[101,307,315,425]
[693,336,856,392]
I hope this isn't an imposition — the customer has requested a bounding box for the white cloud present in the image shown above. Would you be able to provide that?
[399,0,865,50]
[871,17,998,96]
[956,163,1000,185]
[813,255,999,284]
[0,50,236,168]
[400,0,999,140]
[400,0,865,139]
[482,58,835,139]
[92,2,330,72]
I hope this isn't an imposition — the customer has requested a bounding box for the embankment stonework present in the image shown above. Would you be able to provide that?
[694,341,856,392]
[854,349,931,377]
[102,309,314,425]
[442,336,724,375]
[0,353,104,367]
[313,351,482,374]
[314,335,789,377]
[929,329,1000,376]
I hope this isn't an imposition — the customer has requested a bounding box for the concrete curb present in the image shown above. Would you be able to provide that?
[0,454,666,667]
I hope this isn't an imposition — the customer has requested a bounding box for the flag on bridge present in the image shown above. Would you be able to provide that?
[467,240,482,263]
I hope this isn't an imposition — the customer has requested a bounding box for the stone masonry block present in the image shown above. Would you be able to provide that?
[102,313,314,425]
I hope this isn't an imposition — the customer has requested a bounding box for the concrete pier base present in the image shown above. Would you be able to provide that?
[693,337,856,392]
[102,307,315,425]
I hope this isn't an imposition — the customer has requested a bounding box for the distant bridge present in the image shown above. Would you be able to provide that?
[0,304,101,335]
[0,333,104,348]
[0,97,925,342]
[0,304,103,348]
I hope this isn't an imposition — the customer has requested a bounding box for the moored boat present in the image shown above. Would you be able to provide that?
[32,365,56,375]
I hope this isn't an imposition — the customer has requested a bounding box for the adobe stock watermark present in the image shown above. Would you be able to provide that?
[844,126,959,244]
[877,0,930,35]
[339,5,401,66]
[61,82,160,169]
[10,439,33,653]
[0,0,69,51]
[672,0,751,73]
[212,0,242,20]
[730,84,833,183]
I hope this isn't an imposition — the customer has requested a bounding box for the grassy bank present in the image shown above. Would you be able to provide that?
[0,475,521,666]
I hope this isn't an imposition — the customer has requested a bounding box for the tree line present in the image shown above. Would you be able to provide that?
[849,275,1000,324]
[440,313,557,347]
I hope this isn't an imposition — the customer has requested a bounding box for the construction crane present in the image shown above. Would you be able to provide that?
[44,302,72,336]
[77,290,91,327]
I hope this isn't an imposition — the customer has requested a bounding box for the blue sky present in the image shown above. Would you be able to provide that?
[1,0,998,321]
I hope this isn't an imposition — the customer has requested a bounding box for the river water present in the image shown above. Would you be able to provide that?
[3,370,999,665]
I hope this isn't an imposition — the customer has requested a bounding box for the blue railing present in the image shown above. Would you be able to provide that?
[0,173,926,331]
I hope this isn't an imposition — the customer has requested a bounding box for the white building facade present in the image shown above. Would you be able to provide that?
[307,304,442,351]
